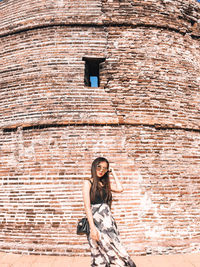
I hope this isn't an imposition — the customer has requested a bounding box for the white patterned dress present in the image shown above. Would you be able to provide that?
[87,203,136,267]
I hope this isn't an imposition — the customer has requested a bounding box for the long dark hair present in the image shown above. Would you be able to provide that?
[90,157,112,208]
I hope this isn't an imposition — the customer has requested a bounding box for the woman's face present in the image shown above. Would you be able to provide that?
[96,161,108,178]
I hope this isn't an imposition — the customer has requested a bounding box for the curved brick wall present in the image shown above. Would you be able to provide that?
[0,0,200,256]
[0,0,200,36]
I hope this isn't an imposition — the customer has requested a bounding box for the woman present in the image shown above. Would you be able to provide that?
[82,157,136,267]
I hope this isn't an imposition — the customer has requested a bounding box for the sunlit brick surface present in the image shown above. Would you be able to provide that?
[0,0,200,256]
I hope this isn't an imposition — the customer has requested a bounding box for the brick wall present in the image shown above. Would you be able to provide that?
[0,0,200,256]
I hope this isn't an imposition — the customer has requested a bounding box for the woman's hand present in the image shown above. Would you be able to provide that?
[90,226,100,242]
[109,167,115,175]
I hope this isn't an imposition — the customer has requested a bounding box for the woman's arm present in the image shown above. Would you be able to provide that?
[82,180,99,241]
[110,168,124,193]
[82,180,96,229]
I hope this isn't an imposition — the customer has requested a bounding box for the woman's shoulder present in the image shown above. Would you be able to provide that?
[83,178,93,185]
[89,178,93,185]
[82,179,92,193]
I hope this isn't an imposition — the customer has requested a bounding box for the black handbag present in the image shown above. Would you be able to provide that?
[77,203,103,235]
[77,217,90,235]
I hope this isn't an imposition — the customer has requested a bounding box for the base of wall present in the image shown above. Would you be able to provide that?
[0,252,199,267]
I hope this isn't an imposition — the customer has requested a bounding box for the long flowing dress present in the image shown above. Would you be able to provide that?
[87,181,136,267]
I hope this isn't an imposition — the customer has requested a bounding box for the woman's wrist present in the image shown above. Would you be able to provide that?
[90,224,96,231]
[111,169,118,180]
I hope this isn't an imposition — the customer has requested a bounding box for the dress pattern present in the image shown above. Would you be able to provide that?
[87,203,136,267]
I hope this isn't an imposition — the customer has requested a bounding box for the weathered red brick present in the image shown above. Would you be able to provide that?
[0,0,200,257]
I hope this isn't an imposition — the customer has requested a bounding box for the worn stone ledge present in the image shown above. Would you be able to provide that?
[0,22,200,39]
[1,120,200,133]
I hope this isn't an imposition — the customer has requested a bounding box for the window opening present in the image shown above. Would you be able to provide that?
[90,76,98,87]
[82,57,105,87]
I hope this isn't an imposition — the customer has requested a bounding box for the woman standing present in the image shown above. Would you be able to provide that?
[82,157,136,267]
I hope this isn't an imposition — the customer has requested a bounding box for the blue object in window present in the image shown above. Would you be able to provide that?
[82,57,105,87]
[90,76,98,87]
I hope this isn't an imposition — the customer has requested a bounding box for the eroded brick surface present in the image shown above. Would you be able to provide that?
[0,0,200,256]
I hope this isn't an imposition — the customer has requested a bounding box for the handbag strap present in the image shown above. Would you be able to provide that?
[92,203,103,216]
